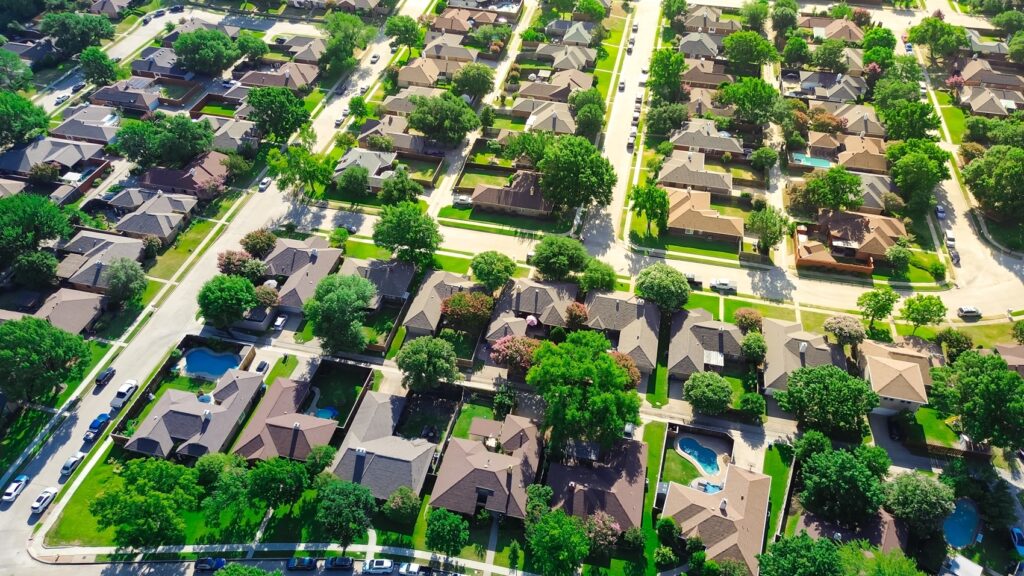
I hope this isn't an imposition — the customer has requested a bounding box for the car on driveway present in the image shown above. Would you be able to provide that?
[95,366,116,387]
[84,413,111,442]
[30,487,58,514]
[61,451,86,476]
[286,558,317,571]
[957,306,981,320]
[325,557,354,571]
[399,563,431,576]
[195,558,227,572]
[274,314,288,331]
[709,279,736,293]
[54,94,70,105]
[256,360,269,373]
[2,475,29,502]
[363,559,395,574]
[887,416,904,441]
[935,204,946,219]
[110,380,138,409]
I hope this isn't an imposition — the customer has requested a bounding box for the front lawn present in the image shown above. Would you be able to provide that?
[345,239,393,260]
[762,443,793,544]
[149,219,217,279]
[661,448,701,485]
[593,68,614,101]
[685,292,721,319]
[722,298,796,323]
[303,87,325,113]
[452,403,494,439]
[800,310,833,334]
[432,254,472,274]
[940,105,966,144]
[437,206,570,233]
[872,251,944,283]
[630,213,740,260]
[491,114,526,131]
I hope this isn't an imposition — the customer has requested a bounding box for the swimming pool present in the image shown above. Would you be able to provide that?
[182,347,241,380]
[315,407,340,419]
[792,153,833,169]
[943,498,980,548]
[677,437,720,476]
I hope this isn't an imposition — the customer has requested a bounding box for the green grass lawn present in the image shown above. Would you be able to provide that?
[641,422,666,576]
[458,169,512,189]
[310,362,369,422]
[723,298,796,323]
[200,102,238,117]
[908,214,937,251]
[984,216,1024,252]
[199,189,243,220]
[710,200,752,221]
[704,160,760,182]
[266,354,298,383]
[141,279,163,306]
[762,443,793,544]
[93,304,147,341]
[458,516,493,563]
[303,87,325,113]
[386,326,406,359]
[661,448,702,485]
[594,68,614,101]
[491,114,526,131]
[723,366,753,407]
[432,254,472,274]
[902,407,959,447]
[940,105,966,144]
[872,251,945,283]
[363,306,401,347]
[452,403,494,439]
[648,321,670,408]
[631,213,740,260]
[597,43,620,70]
[894,322,939,341]
[685,292,721,319]
[262,488,361,543]
[437,206,571,233]
[400,158,441,185]
[956,321,1015,348]
[468,149,513,167]
[149,219,217,279]
[800,310,833,334]
[345,239,393,260]
[0,408,52,474]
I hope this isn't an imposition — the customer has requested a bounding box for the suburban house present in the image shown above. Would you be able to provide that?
[544,20,596,46]
[663,189,744,246]
[233,377,337,461]
[816,210,907,262]
[57,230,144,293]
[424,33,479,61]
[51,105,121,145]
[762,318,846,394]
[398,57,467,87]
[583,291,660,373]
[799,15,864,42]
[839,47,865,76]
[808,101,885,137]
[333,391,436,500]
[383,87,447,116]
[682,59,734,88]
[131,47,194,80]
[667,308,743,379]
[470,170,554,218]
[677,32,725,60]
[333,148,397,191]
[526,102,576,134]
[531,44,598,71]
[853,173,893,214]
[139,151,230,199]
[431,414,542,519]
[125,370,263,460]
[89,0,130,18]
[162,19,241,47]
[279,35,326,65]
[797,508,908,557]
[687,88,735,118]
[662,465,771,575]
[657,151,733,195]
[431,8,497,34]
[799,71,868,102]
[108,187,177,212]
[91,79,161,113]
[517,69,593,103]
[966,30,1009,59]
[994,344,1024,377]
[859,340,934,414]
[0,178,26,197]
[669,119,745,157]
[680,5,743,34]
[402,270,480,339]
[34,288,105,335]
[1,38,56,67]
[339,258,416,311]
[240,62,319,93]
[334,0,385,13]
[487,279,579,343]
[549,439,648,530]
[959,58,1024,90]
[262,236,343,314]
[0,137,103,179]
[959,86,1023,116]
[200,115,259,152]
[113,190,198,244]
[807,133,887,173]
[357,116,426,154]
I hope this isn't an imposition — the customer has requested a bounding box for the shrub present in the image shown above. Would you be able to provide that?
[656,516,680,546]
[619,526,645,550]
[959,142,985,164]
[654,546,679,569]
[549,326,567,343]
[929,261,946,279]
[733,308,763,333]
[738,392,766,420]
[566,301,588,330]
[721,151,733,164]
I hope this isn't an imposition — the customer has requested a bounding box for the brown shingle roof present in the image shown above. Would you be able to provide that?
[584,291,661,372]
[549,439,648,530]
[763,318,846,392]
[818,210,906,258]
[667,308,743,377]
[233,378,336,461]
[665,189,743,239]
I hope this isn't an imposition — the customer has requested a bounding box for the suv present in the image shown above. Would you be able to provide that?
[957,306,981,320]
[325,557,354,571]
[709,279,737,293]
[84,413,111,442]
[169,4,184,11]
[95,367,116,387]
[110,380,138,409]
[363,559,395,574]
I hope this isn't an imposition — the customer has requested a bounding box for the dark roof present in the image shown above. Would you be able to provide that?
[233,378,337,461]
[339,258,416,309]
[549,439,648,530]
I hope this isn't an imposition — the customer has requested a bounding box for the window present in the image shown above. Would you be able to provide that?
[684,228,694,235]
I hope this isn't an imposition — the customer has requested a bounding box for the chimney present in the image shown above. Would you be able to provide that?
[355,447,367,456]
[293,421,301,429]
[719,498,728,512]
[202,409,211,421]
[799,341,808,366]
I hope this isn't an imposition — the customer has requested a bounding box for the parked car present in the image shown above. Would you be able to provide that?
[84,413,111,442]
[618,81,625,91]
[30,487,58,514]
[2,475,29,502]
[110,380,138,409]
[259,177,272,191]
[957,306,982,319]
[363,559,395,574]
[632,23,638,32]
[275,36,287,44]
[170,4,184,12]
[635,94,642,104]
[949,248,960,266]
[61,451,86,476]
[142,15,152,23]
[1012,527,1024,557]
[398,563,422,576]
[626,45,632,54]
[274,314,288,331]
[935,204,946,219]
[709,279,736,293]
[918,80,928,96]
[154,8,166,15]
[905,42,913,52]
[335,117,345,127]
[684,273,701,288]
[195,558,227,572]
[256,360,269,373]
[95,367,116,387]
[345,224,358,234]
[359,85,368,94]
[71,82,86,92]
[886,416,904,441]
[54,94,70,105]
[370,53,380,64]
[325,557,354,571]
[287,557,317,571]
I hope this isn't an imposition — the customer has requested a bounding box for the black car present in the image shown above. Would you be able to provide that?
[71,82,86,92]
[170,4,184,11]
[95,367,116,386]
[286,558,317,571]
[275,37,287,44]
[256,360,269,373]
[324,557,354,571]
[887,416,904,441]
[195,558,226,572]
[142,15,152,23]
[153,8,166,15]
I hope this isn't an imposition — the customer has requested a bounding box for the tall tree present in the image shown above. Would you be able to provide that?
[336,165,370,199]
[782,36,811,66]
[630,183,669,235]
[267,144,333,198]
[426,508,470,560]
[648,47,688,102]
[747,206,790,254]
[804,166,863,211]
[316,479,376,551]
[881,100,940,140]
[929,351,1024,449]
[723,30,778,70]
[684,371,733,415]
[106,257,147,309]
[528,510,590,576]
[758,533,843,576]
[198,275,258,328]
[39,12,114,56]
[236,33,268,62]
[776,365,878,436]
[173,29,240,75]
[0,317,88,403]
[812,39,848,72]
[0,48,33,90]
[538,135,616,210]
[718,77,781,126]
[248,457,307,509]
[408,93,480,146]
[79,46,117,86]
[531,235,589,281]
[452,62,495,100]
[470,251,516,292]
[899,294,946,335]
[247,87,311,141]
[645,102,687,135]
[379,167,424,205]
[635,263,690,311]
[0,91,48,149]
[884,471,955,532]
[116,113,214,167]
[799,449,884,527]
[395,335,461,390]
[0,194,69,268]
[908,17,968,64]
[304,273,376,353]
[385,15,421,47]
[12,251,57,288]
[963,145,1024,219]
[575,0,606,21]
[857,287,899,327]
[372,201,442,266]
[740,0,769,33]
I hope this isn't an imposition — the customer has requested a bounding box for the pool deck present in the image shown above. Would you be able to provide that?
[674,433,732,485]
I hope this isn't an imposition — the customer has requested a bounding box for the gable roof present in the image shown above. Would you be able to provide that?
[584,291,661,371]
[34,288,104,334]
[233,377,337,461]
[140,151,229,195]
[667,308,743,376]
[677,32,724,59]
[855,172,892,213]
[763,318,846,392]
[131,47,193,78]
[995,343,1024,377]
[383,86,447,115]
[836,135,887,172]
[961,85,1023,116]
[809,101,885,137]
[264,237,342,310]
[57,230,144,290]
[669,118,744,153]
[533,44,597,70]
[334,148,397,176]
[687,88,734,118]
[403,270,479,333]
[2,38,56,65]
[240,62,319,91]
[432,8,497,33]
[527,101,576,134]
[200,115,258,151]
[0,138,103,175]
[859,340,933,404]
[471,170,553,214]
[90,0,131,16]
[967,29,1009,56]
[487,278,579,341]
[666,189,743,238]
[657,150,733,194]
[799,71,868,102]
[51,105,120,144]
[682,58,734,86]
[549,439,648,530]
[92,79,160,110]
[280,35,326,62]
[339,258,416,308]
[823,18,863,42]
[423,33,478,61]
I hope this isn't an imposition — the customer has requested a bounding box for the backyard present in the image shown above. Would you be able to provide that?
[452,402,494,439]
[308,361,371,423]
[762,443,793,544]
[898,407,960,448]
[457,168,513,190]
[199,102,238,117]
[661,446,701,486]
[395,395,457,445]
[491,114,526,131]
[363,306,401,348]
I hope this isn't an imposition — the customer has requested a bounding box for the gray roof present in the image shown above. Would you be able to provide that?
[967,29,1009,56]
[333,148,397,188]
[339,258,415,309]
[57,230,144,290]
[584,291,661,372]
[677,32,723,59]
[264,237,342,311]
[131,47,193,79]
[855,172,892,213]
[486,278,578,341]
[125,370,263,459]
[799,71,868,102]
[549,439,648,530]
[763,318,847,392]
[233,378,337,461]
[34,288,104,334]
[667,308,743,377]
[532,44,597,70]
[92,79,160,110]
[669,119,744,153]
[333,391,436,500]
[658,150,733,193]
[0,178,26,197]
[113,191,197,240]
[403,270,480,333]
[51,105,120,144]
[383,87,447,115]
[2,39,55,64]
[200,115,258,152]
[0,138,103,175]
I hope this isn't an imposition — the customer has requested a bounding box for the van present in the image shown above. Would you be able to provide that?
[943,227,956,248]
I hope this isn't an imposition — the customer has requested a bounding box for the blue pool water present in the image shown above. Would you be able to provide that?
[678,437,720,476]
[316,406,340,419]
[183,347,241,379]
[943,498,980,548]
[792,153,833,169]
[198,394,212,403]
[703,483,723,494]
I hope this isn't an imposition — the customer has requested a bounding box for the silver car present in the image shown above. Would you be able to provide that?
[61,452,86,476]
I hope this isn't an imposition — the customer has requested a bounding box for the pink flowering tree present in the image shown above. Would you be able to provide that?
[586,511,621,549]
[490,335,542,374]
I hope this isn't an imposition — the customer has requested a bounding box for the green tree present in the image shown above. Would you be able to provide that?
[1014,319,1024,345]
[106,257,147,309]
[0,91,48,148]
[247,87,311,141]
[408,93,480,146]
[751,146,779,173]
[0,48,32,91]
[884,471,955,532]
[930,351,1024,449]
[267,144,333,198]
[383,486,422,524]
[479,104,495,128]
[718,77,781,126]
[857,287,899,327]
[863,46,895,71]
[1007,33,1024,64]
[776,365,878,436]
[648,47,688,101]
[395,335,461,390]
[336,166,369,198]
[935,327,973,363]
[241,228,277,259]
[304,445,337,479]
[526,331,641,450]
[738,392,766,419]
[235,33,268,62]
[574,103,604,139]
[862,26,896,52]
[304,273,376,353]
[502,131,556,165]
[528,510,590,576]
[471,251,517,292]
[740,0,769,33]
[723,30,778,70]
[372,201,442,266]
[0,195,68,267]
[873,80,920,113]
[908,17,968,64]
[320,12,374,74]
[662,0,688,19]
[539,135,616,210]
[812,39,848,73]
[899,294,946,335]
[963,145,1024,218]
[452,62,495,99]
[316,479,376,551]
[12,251,57,288]
[631,183,669,235]
[578,258,616,293]
[173,29,240,75]
[39,12,114,57]
[116,113,214,167]
[575,0,606,21]
[78,46,117,86]
[684,371,733,415]
[218,566,283,576]
[348,95,368,118]
[800,449,884,526]
[741,331,767,364]
[531,235,589,281]
[805,166,863,211]
[794,430,831,462]
[994,10,1024,36]
[379,167,424,205]
[198,275,258,328]
[386,15,421,47]
[772,3,798,36]
[823,315,865,357]
[0,316,89,403]
[656,515,680,545]
[854,444,892,478]
[645,102,687,135]
[759,533,842,576]
[747,206,790,254]
[426,508,470,560]
[881,100,940,140]
[782,36,811,66]
[248,457,307,508]
[635,263,690,311]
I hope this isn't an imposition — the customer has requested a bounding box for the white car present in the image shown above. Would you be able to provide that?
[110,380,138,409]
[259,177,272,191]
[398,563,421,576]
[709,279,737,293]
[30,487,58,514]
[273,314,288,331]
[2,475,29,502]
[370,53,380,64]
[363,559,394,574]
[60,452,86,476]
[54,94,70,105]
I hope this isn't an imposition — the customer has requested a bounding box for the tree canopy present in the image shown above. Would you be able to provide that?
[106,257,147,309]
[173,29,241,75]
[0,90,48,149]
[884,471,955,532]
[470,251,517,292]
[857,287,899,327]
[315,479,376,550]
[899,294,946,334]
[538,135,617,211]
[452,62,495,99]
[648,47,688,101]
[804,166,863,211]
[635,263,690,311]
[881,100,940,140]
[718,77,781,126]
[812,39,848,72]
[0,316,89,403]
[684,372,733,415]
[929,351,1024,449]
[747,206,790,253]
[776,365,878,436]
[267,143,333,198]
[531,235,589,281]
[198,275,258,328]
[39,12,114,56]
[528,510,591,576]
[116,113,214,167]
[723,31,778,70]
[963,145,1024,219]
[320,12,374,74]
[248,457,308,508]
[908,17,968,64]
[0,48,32,91]
[395,335,461,390]
[799,448,885,527]
[631,183,669,235]
[386,15,421,47]
[379,167,424,205]
[247,87,311,141]
[408,93,480,146]
[758,533,842,576]
[304,273,377,353]
[372,201,442,266]
[425,508,470,559]
[79,46,117,86]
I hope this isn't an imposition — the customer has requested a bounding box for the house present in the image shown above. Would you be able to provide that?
[162,19,241,47]
[240,62,319,92]
[669,119,744,157]
[664,189,744,246]
[51,105,120,145]
[657,150,733,194]
[139,151,230,200]
[960,58,1024,90]
[432,414,541,519]
[334,0,384,13]
[817,210,907,262]
[808,101,885,137]
[960,86,1024,116]
[687,88,734,118]
[91,79,160,113]
[333,148,397,190]
[200,115,259,152]
[994,343,1024,377]
[531,44,598,71]
[799,71,868,102]
[486,279,579,342]
[0,138,103,179]
[107,187,184,212]
[762,318,846,393]
[853,172,893,214]
[125,370,263,460]
[424,33,479,61]
[527,101,576,134]
[841,47,864,76]
[662,465,772,575]
[263,236,343,314]
[859,340,933,414]
[544,20,596,46]
[432,8,497,34]
[471,170,553,217]
[667,308,743,379]
[131,47,194,80]
[357,115,426,154]
[339,258,416,310]
[233,378,337,461]
[57,230,144,293]
[0,178,26,197]
[383,87,447,116]
[808,133,887,174]
[279,35,326,65]
[89,0,130,18]
[677,32,725,60]
[403,271,480,339]
[680,5,743,34]
[549,439,648,530]
[333,391,436,500]
[682,59,734,89]
[517,69,593,102]
[1,38,56,67]
[584,291,660,373]
[398,57,467,87]
[967,30,1009,58]
[798,509,908,555]
[114,191,198,244]
[799,16,864,43]
[34,288,104,334]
